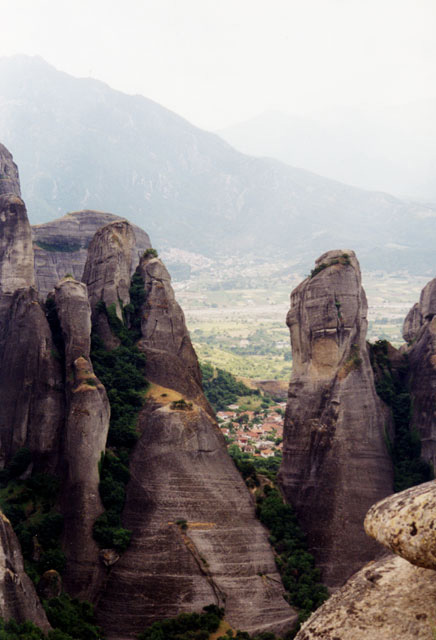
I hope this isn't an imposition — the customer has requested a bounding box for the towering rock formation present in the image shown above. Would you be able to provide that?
[53,278,110,599]
[279,250,393,587]
[136,254,209,411]
[94,251,296,638]
[0,174,63,469]
[0,146,296,636]
[402,279,436,467]
[83,220,135,319]
[32,210,151,298]
[0,512,50,630]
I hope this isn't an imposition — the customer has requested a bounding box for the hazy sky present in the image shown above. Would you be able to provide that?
[1,0,435,129]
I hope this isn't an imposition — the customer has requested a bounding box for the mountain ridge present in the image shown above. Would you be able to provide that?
[0,55,435,274]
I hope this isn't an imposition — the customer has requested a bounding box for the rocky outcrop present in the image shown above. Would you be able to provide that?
[32,210,151,298]
[295,554,436,640]
[365,480,436,571]
[136,255,210,413]
[95,253,296,638]
[0,186,63,468]
[83,220,135,320]
[0,286,64,468]
[54,278,110,599]
[0,194,34,293]
[0,512,50,630]
[402,278,436,467]
[0,144,20,197]
[279,250,393,587]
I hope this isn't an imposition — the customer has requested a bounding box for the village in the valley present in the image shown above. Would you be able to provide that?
[216,402,286,458]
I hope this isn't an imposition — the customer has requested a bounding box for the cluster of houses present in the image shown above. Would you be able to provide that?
[216,403,286,458]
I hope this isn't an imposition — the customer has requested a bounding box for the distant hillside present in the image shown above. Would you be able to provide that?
[219,106,436,202]
[0,55,436,274]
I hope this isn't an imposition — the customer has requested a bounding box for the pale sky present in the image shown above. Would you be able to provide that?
[1,0,435,130]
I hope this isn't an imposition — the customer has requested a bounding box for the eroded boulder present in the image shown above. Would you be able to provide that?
[365,480,436,570]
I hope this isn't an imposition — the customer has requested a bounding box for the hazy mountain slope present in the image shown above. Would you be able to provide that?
[0,55,436,273]
[218,106,436,202]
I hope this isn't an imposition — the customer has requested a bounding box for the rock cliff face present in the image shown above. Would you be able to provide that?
[83,220,135,320]
[0,145,109,603]
[279,250,393,586]
[95,252,296,638]
[0,144,296,636]
[54,278,110,598]
[0,144,20,197]
[136,255,209,412]
[0,512,50,630]
[0,186,63,468]
[296,480,436,639]
[32,210,151,298]
[402,279,436,467]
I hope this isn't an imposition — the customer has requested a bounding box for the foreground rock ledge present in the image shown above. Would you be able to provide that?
[296,554,436,640]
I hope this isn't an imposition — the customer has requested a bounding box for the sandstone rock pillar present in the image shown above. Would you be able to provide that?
[279,250,393,586]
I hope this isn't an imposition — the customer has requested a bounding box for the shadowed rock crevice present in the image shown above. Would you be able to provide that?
[54,278,110,599]
[402,278,436,468]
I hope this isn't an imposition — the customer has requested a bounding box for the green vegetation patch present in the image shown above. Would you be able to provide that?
[201,363,259,411]
[369,339,434,492]
[0,595,102,640]
[310,253,350,279]
[0,449,65,583]
[43,594,103,640]
[90,272,148,552]
[35,240,82,253]
[138,604,223,640]
[142,247,158,259]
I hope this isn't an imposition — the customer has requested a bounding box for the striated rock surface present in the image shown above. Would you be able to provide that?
[83,220,135,330]
[403,302,423,344]
[32,210,150,298]
[0,144,20,197]
[403,278,436,467]
[0,286,64,468]
[295,554,436,640]
[0,512,50,630]
[0,182,63,468]
[54,278,110,598]
[365,480,436,570]
[95,252,296,638]
[279,250,393,586]
[137,255,211,413]
[97,396,296,638]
